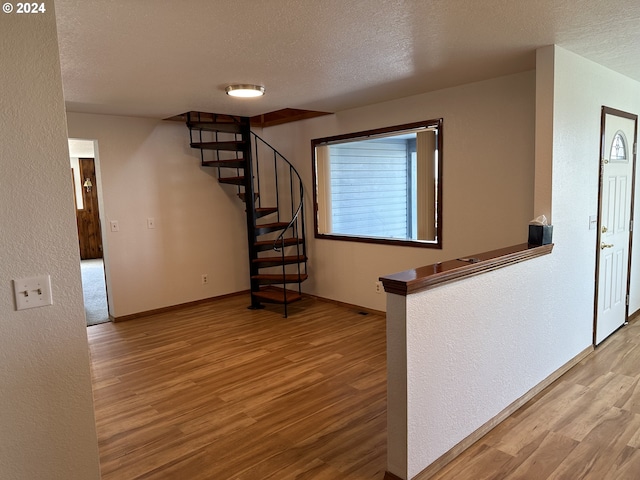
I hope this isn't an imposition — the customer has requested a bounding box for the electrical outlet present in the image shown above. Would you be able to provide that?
[375,281,383,294]
[202,274,208,285]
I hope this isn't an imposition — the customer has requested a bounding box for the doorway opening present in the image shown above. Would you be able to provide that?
[69,138,110,326]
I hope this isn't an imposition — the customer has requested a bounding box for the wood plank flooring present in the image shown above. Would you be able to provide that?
[89,295,640,480]
[87,295,387,480]
[429,318,640,480]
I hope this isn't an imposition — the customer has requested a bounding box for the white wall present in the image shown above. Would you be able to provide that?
[263,71,536,311]
[386,45,640,479]
[545,49,640,315]
[66,114,251,317]
[548,46,640,321]
[553,53,640,313]
[388,254,564,478]
[0,7,100,480]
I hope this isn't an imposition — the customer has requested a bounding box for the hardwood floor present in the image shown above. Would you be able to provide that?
[429,318,640,480]
[89,295,640,480]
[87,295,387,479]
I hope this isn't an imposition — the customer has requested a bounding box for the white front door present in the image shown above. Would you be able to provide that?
[595,108,638,345]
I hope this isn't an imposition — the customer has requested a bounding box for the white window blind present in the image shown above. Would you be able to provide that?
[329,138,409,238]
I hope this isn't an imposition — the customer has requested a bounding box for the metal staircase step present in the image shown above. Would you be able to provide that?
[251,273,309,285]
[253,255,307,268]
[202,159,244,168]
[255,207,278,218]
[238,192,259,203]
[187,121,242,134]
[191,141,245,151]
[254,237,303,252]
[253,286,303,304]
[255,221,289,235]
[218,176,245,185]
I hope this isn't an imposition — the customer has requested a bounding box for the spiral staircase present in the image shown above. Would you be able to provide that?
[183,111,307,317]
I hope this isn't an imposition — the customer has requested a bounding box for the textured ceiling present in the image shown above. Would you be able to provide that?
[55,0,640,119]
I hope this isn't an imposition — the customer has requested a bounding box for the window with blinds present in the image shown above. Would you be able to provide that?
[312,118,442,248]
[328,138,413,238]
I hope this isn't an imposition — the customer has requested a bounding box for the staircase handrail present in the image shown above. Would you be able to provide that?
[250,132,305,252]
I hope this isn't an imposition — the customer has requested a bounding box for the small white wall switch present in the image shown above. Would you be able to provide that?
[13,275,53,311]
[589,215,598,230]
[147,217,155,229]
[110,220,119,232]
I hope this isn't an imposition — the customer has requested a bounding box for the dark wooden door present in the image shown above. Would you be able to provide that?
[75,158,103,260]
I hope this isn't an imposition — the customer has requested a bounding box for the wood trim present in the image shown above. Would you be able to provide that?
[380,243,554,296]
[249,108,333,128]
[602,106,640,122]
[111,290,383,324]
[113,244,551,324]
[164,109,332,128]
[314,232,442,249]
[593,107,607,344]
[312,119,441,145]
[413,345,594,480]
[629,308,640,322]
[304,292,385,317]
[384,472,404,480]
[112,290,250,322]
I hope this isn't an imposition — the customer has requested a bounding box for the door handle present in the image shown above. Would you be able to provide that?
[601,242,614,249]
[601,226,608,233]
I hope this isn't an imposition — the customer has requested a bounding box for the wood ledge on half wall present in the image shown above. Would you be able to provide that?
[380,243,554,296]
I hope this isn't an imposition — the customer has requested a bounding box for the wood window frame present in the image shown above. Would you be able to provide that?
[311,118,443,249]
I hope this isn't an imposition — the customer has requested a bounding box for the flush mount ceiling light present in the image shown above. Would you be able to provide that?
[225,84,265,98]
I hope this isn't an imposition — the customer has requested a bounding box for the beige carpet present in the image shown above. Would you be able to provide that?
[81,259,109,326]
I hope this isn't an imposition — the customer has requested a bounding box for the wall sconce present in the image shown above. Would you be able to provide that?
[83,178,93,193]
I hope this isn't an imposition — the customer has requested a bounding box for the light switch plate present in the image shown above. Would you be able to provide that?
[13,275,53,311]
[110,220,119,232]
